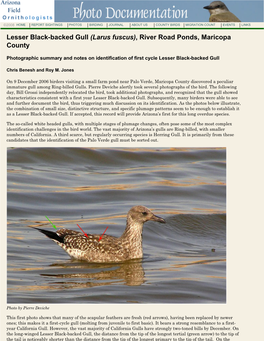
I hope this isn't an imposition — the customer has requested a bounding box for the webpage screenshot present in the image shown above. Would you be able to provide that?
[1,1,263,341]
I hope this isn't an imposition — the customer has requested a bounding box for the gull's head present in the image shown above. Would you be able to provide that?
[128,205,166,225]
[203,1,229,15]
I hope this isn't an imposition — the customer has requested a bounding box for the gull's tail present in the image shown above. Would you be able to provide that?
[32,227,64,244]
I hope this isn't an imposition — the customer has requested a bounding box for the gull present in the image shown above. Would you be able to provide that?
[33,206,166,263]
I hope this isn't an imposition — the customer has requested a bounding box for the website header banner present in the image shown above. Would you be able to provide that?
[54,1,263,23]
[0,1,263,23]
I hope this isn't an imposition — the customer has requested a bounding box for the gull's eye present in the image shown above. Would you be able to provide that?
[142,212,148,216]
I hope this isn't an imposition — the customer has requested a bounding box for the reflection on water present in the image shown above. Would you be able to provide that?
[7,147,226,303]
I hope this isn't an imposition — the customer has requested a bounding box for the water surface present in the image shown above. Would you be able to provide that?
[7,147,226,303]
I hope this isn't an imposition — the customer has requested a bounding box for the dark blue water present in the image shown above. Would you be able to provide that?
[7,147,226,303]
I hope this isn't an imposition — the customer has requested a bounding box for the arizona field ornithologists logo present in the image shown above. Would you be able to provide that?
[1,0,53,21]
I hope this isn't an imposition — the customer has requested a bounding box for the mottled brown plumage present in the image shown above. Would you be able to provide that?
[33,206,165,263]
